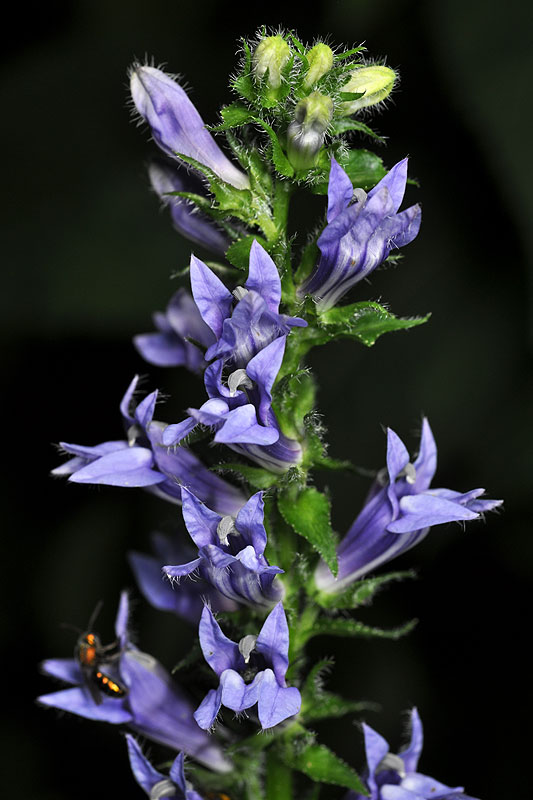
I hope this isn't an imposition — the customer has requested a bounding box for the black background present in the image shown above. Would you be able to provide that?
[2,1,531,797]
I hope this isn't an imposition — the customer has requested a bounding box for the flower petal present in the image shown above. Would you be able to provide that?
[255,602,290,685]
[190,255,233,338]
[245,239,282,314]
[257,669,301,729]
[198,606,241,676]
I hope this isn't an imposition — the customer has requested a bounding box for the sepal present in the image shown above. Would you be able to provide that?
[278,486,338,576]
[316,570,416,610]
[301,658,372,723]
[318,302,430,347]
[310,616,418,640]
[281,737,368,794]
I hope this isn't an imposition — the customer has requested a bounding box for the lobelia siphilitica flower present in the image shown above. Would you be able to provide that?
[42,28,501,799]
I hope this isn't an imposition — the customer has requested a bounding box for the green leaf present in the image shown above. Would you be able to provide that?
[319,301,431,347]
[273,369,316,439]
[301,658,370,723]
[304,692,371,723]
[311,616,418,640]
[252,118,295,178]
[334,46,366,61]
[317,570,416,610]
[282,742,368,793]
[226,234,268,270]
[338,91,366,101]
[232,41,255,102]
[330,117,385,142]
[312,148,387,194]
[338,148,387,190]
[173,152,253,218]
[213,462,279,490]
[278,486,338,576]
[210,102,254,131]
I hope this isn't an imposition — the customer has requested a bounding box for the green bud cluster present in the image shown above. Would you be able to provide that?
[224,30,397,180]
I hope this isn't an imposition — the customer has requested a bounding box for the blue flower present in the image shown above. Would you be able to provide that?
[299,158,422,311]
[315,419,502,594]
[38,592,230,772]
[164,488,283,608]
[148,158,230,255]
[134,287,215,371]
[128,531,237,624]
[161,241,306,472]
[52,376,246,517]
[347,708,479,799]
[189,240,306,369]
[130,64,250,191]
[194,603,301,731]
[126,734,205,800]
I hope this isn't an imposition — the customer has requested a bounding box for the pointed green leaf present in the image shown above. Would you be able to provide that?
[226,235,268,270]
[173,152,253,218]
[334,46,366,61]
[311,616,418,640]
[252,118,294,178]
[312,148,386,194]
[338,91,366,101]
[213,462,279,490]
[319,301,430,347]
[317,570,416,610]
[338,148,387,189]
[303,692,372,723]
[282,742,368,793]
[301,658,370,723]
[330,117,385,142]
[232,41,255,102]
[210,102,254,131]
[278,486,338,576]
[273,370,316,439]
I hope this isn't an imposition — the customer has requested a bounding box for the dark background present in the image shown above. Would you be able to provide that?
[2,0,531,797]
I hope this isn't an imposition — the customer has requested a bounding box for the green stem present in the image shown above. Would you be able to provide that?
[266,748,293,800]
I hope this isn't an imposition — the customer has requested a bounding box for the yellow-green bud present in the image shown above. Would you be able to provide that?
[303,43,334,89]
[253,35,291,89]
[287,91,333,171]
[338,65,396,115]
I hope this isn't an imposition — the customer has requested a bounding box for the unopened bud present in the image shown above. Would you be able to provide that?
[253,35,291,89]
[287,91,333,170]
[338,65,396,115]
[303,43,334,89]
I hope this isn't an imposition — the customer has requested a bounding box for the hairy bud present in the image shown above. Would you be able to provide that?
[287,91,333,170]
[338,64,397,115]
[303,43,334,89]
[253,35,291,89]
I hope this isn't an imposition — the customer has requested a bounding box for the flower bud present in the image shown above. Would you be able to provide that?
[287,91,333,171]
[338,64,396,115]
[253,35,291,89]
[303,43,334,89]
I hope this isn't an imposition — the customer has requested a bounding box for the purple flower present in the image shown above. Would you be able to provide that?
[148,159,230,254]
[161,241,306,471]
[130,64,250,191]
[52,376,245,517]
[164,488,283,608]
[134,288,215,371]
[346,708,479,799]
[128,531,237,624]
[194,603,301,731]
[126,735,204,800]
[189,241,306,368]
[299,158,422,311]
[38,592,230,772]
[315,419,502,594]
